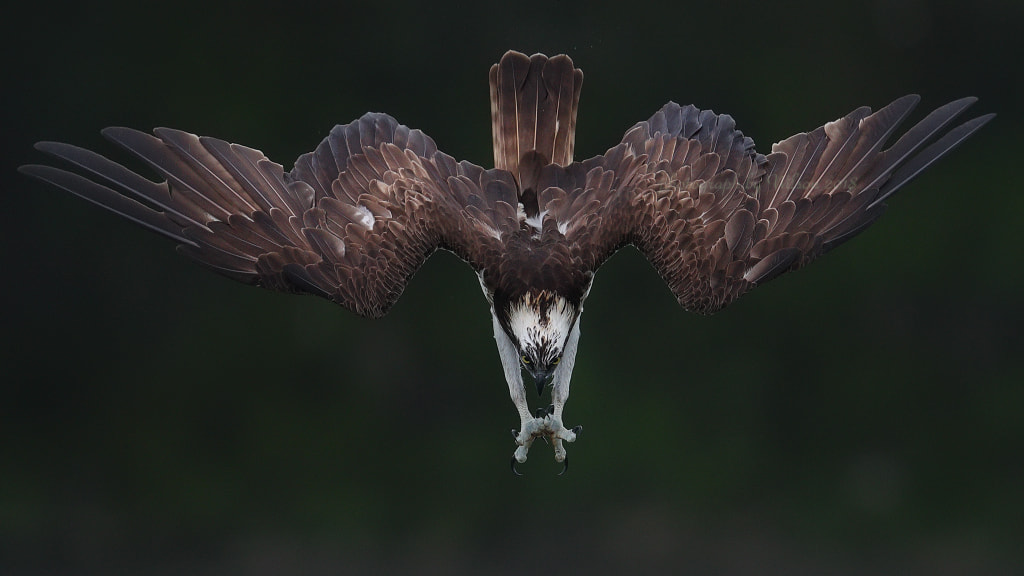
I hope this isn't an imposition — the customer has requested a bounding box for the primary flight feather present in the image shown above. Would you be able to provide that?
[20,50,992,473]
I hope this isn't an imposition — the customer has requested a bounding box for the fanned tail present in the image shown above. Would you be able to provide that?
[489,51,583,194]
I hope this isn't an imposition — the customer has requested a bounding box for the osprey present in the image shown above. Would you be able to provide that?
[21,51,991,474]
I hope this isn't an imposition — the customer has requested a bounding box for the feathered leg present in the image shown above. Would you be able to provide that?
[491,311,541,468]
[549,318,582,464]
[492,310,582,472]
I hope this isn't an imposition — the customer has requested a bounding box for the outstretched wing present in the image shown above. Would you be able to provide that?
[20,113,520,318]
[538,96,993,313]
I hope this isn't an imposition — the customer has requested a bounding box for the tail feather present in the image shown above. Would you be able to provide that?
[489,51,583,192]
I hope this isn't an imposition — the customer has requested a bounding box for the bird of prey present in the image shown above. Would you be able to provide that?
[21,50,992,474]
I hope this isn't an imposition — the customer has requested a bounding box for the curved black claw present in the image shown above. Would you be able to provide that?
[511,456,523,476]
[511,429,519,442]
[534,407,546,418]
[571,425,583,435]
[546,404,555,416]
[558,455,569,476]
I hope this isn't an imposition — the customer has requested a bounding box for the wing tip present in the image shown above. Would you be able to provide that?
[17,163,47,179]
[99,125,134,138]
[33,140,62,154]
[972,111,997,127]
[17,163,71,184]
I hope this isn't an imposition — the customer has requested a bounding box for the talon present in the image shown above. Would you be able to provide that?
[571,425,582,435]
[511,429,519,442]
[511,456,523,476]
[558,455,569,476]
[534,407,546,418]
[546,404,555,416]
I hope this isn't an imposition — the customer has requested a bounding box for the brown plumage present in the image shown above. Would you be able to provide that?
[489,52,582,183]
[19,50,993,467]
[19,48,992,323]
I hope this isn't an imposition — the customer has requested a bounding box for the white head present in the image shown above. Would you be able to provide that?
[504,291,578,392]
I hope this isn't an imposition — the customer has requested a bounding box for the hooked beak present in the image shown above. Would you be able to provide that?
[531,368,552,397]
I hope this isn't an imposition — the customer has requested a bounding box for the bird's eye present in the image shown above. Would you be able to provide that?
[552,356,561,365]
[521,355,531,365]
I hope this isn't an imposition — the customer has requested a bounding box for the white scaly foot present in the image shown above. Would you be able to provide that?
[511,405,582,475]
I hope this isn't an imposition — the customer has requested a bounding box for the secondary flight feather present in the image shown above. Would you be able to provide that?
[20,50,992,474]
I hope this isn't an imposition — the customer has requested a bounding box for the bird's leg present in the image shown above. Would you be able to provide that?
[491,312,545,464]
[492,310,584,470]
[547,319,582,464]
[509,368,546,464]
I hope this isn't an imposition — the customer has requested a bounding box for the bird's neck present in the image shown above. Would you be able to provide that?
[501,291,577,350]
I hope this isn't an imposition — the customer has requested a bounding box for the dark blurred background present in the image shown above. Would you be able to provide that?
[2,0,1021,574]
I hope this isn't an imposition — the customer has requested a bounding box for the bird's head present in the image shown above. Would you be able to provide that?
[503,291,579,396]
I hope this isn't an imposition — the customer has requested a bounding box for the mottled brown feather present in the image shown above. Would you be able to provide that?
[550,96,992,313]
[23,112,520,318]
[21,51,992,325]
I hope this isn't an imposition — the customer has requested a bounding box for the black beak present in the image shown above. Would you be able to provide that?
[532,369,552,397]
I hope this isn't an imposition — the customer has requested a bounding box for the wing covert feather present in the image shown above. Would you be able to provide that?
[22,113,518,318]
[545,97,992,314]
[20,50,992,322]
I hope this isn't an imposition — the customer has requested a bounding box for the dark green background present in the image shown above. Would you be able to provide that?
[2,1,1021,574]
